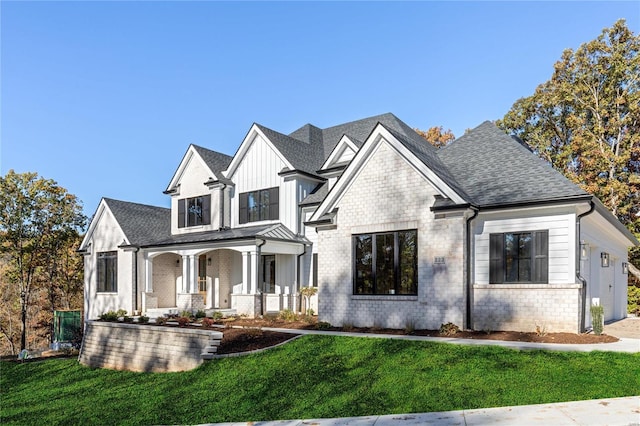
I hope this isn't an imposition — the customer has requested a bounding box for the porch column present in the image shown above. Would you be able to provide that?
[250,250,258,294]
[181,255,190,293]
[144,255,153,292]
[189,255,198,294]
[242,252,249,294]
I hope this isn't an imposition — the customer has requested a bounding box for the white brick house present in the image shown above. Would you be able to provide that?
[81,113,637,333]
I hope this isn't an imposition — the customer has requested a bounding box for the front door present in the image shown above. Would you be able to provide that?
[262,255,276,293]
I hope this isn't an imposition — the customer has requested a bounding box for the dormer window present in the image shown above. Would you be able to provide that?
[178,195,211,228]
[239,187,279,224]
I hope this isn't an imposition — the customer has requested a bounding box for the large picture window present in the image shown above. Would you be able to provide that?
[239,187,279,224]
[490,230,548,284]
[353,230,417,295]
[178,195,211,228]
[97,251,117,292]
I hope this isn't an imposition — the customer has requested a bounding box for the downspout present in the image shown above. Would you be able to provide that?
[465,207,479,330]
[577,199,595,332]
[297,243,308,312]
[219,183,227,229]
[132,247,139,314]
[256,238,266,315]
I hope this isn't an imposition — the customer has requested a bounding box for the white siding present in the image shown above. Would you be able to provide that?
[474,211,576,285]
[229,134,287,228]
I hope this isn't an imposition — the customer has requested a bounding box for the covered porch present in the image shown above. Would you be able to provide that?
[139,225,309,318]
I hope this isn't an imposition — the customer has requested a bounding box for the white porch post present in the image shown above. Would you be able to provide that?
[242,252,249,294]
[145,255,153,292]
[189,255,198,294]
[250,250,258,294]
[181,255,189,293]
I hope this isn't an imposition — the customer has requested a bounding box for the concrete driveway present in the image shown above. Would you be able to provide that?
[604,317,640,339]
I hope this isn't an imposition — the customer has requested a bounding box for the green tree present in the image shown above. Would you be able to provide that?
[414,126,456,148]
[497,19,639,271]
[0,170,86,351]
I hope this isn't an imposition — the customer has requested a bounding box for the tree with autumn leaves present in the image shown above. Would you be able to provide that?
[497,19,639,283]
[0,170,86,353]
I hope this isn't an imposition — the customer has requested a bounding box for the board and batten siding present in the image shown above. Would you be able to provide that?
[474,212,576,285]
[228,134,287,228]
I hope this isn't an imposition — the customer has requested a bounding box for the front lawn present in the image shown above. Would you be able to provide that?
[2,335,639,425]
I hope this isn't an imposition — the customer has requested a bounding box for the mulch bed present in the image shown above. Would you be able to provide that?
[214,317,618,354]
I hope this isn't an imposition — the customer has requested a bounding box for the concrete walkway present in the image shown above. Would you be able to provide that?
[201,396,640,425]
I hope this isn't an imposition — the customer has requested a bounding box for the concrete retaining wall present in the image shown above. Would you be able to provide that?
[79,321,222,372]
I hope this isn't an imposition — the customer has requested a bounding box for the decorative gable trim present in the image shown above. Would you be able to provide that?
[320,135,358,171]
[223,124,295,180]
[309,124,467,223]
[165,145,218,194]
[79,199,131,251]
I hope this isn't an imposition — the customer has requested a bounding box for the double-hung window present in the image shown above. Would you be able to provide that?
[490,230,548,284]
[178,195,211,228]
[97,251,117,292]
[239,187,279,224]
[353,230,417,295]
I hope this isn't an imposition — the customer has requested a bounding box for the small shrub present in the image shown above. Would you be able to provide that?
[155,317,167,325]
[306,308,315,317]
[123,316,134,323]
[439,322,459,336]
[278,309,298,322]
[116,309,128,318]
[590,304,604,335]
[244,326,263,337]
[99,311,119,322]
[195,310,206,319]
[211,311,223,321]
[628,285,640,316]
[180,310,194,319]
[534,323,547,337]
[177,316,190,327]
[201,318,214,328]
[316,321,331,330]
[404,320,416,335]
[138,315,149,324]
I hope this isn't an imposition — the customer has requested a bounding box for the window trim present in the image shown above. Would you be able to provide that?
[239,187,279,224]
[178,195,211,228]
[97,251,118,293]
[489,230,548,284]
[352,229,418,296]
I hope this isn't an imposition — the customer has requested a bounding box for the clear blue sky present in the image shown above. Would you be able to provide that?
[2,1,638,218]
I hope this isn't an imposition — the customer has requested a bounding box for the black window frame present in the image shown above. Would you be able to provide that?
[352,229,418,296]
[239,187,279,224]
[177,195,211,228]
[97,251,117,293]
[489,230,548,284]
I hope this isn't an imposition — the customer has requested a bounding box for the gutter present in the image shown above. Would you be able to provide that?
[296,243,308,294]
[256,238,267,315]
[465,207,479,330]
[576,199,596,332]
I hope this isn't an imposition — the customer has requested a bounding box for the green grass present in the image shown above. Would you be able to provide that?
[2,336,639,425]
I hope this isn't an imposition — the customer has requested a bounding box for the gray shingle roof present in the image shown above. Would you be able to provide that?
[191,145,233,180]
[104,198,171,246]
[437,121,588,206]
[300,183,328,206]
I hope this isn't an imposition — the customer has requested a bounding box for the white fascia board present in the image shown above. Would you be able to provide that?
[165,145,217,193]
[80,199,131,250]
[223,124,294,180]
[320,135,358,170]
[310,125,465,222]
